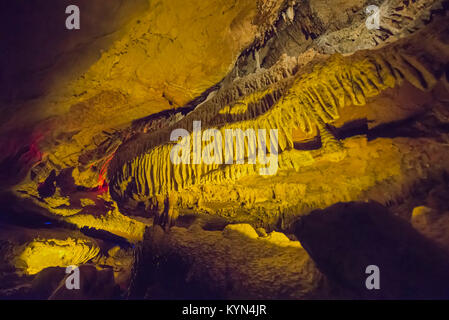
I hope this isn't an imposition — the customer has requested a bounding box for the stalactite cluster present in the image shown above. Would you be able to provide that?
[108,20,449,227]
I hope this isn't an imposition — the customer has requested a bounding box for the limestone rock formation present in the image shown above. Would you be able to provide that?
[1,0,449,300]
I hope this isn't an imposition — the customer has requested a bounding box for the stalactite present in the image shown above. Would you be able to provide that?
[107,24,449,226]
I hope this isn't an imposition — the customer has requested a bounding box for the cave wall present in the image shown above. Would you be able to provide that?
[1,0,449,299]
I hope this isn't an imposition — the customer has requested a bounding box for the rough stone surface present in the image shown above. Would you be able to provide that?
[127,225,325,299]
[294,201,449,299]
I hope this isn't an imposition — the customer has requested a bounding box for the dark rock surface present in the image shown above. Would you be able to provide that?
[294,201,449,299]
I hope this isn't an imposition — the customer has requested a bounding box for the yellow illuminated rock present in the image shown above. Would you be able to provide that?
[14,238,100,275]
[64,203,147,242]
[13,0,285,175]
[109,29,448,216]
[222,223,260,239]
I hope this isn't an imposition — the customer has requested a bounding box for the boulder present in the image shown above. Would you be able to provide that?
[294,201,449,299]
[222,223,259,239]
